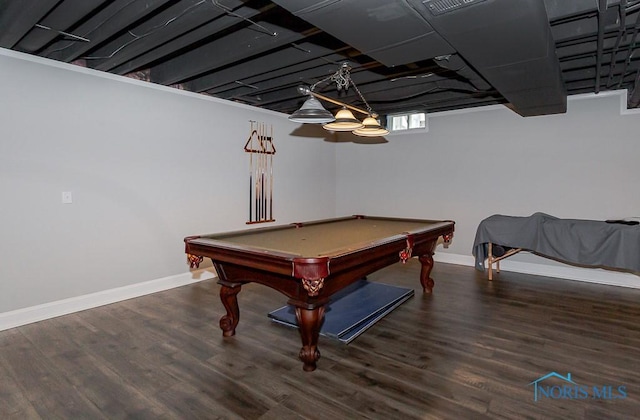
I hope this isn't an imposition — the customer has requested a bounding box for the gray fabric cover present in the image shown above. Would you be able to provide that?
[473,213,640,273]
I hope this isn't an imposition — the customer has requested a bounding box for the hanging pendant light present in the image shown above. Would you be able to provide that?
[290,63,393,136]
[322,107,363,131]
[352,116,389,137]
[288,96,335,123]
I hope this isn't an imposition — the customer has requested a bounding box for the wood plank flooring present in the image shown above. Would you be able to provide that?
[2,261,640,419]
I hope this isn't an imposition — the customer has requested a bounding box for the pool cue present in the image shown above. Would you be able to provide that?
[254,123,259,222]
[254,123,258,222]
[257,122,260,221]
[269,125,273,220]
[256,123,260,221]
[259,122,264,221]
[262,123,267,220]
[253,122,258,222]
[248,121,254,222]
[261,123,266,221]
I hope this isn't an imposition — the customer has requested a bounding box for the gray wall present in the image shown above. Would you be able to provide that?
[2,46,640,325]
[335,92,640,286]
[0,49,336,315]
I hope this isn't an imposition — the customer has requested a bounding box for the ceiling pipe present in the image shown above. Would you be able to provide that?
[432,54,491,91]
[605,0,627,88]
[595,0,608,93]
[627,71,640,107]
[618,3,640,91]
[620,2,640,106]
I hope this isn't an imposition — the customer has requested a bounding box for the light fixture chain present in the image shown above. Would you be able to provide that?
[309,73,335,92]
[332,65,350,91]
[303,62,381,122]
[340,62,374,116]
[349,78,373,116]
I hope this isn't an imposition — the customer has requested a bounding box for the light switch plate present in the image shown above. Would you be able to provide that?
[62,191,73,204]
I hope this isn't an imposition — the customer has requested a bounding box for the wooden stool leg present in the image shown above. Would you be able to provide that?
[488,242,493,281]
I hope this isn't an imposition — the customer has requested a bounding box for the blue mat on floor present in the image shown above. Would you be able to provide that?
[268,279,414,344]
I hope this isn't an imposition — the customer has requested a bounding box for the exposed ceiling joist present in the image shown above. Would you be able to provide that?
[3,0,640,118]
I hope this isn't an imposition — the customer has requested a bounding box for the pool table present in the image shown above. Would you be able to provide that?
[184,215,454,371]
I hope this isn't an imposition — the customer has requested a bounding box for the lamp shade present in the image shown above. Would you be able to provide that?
[322,108,364,131]
[289,96,335,123]
[352,116,389,137]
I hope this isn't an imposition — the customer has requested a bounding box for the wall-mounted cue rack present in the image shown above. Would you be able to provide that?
[245,121,276,224]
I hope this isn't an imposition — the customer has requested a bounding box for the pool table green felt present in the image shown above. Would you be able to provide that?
[197,217,449,256]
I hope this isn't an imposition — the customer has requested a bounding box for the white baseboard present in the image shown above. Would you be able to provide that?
[0,268,216,332]
[434,253,640,289]
[4,254,639,332]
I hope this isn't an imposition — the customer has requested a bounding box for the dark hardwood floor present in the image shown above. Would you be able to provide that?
[2,261,640,419]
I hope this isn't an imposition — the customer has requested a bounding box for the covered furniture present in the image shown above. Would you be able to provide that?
[473,213,640,280]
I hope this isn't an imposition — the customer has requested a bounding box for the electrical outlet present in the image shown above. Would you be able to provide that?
[62,191,73,204]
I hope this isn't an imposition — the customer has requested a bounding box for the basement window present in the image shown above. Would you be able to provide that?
[387,112,428,133]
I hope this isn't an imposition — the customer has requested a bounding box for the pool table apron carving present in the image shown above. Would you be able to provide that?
[185,215,454,371]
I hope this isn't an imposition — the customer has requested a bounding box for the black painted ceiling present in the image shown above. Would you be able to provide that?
[2,0,640,119]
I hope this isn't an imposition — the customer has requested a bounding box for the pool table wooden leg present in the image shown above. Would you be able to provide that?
[418,253,435,293]
[219,284,241,337]
[294,305,325,372]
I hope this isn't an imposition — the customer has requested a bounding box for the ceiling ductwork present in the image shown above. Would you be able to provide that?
[270,0,455,66]
[272,0,567,116]
[407,0,567,116]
